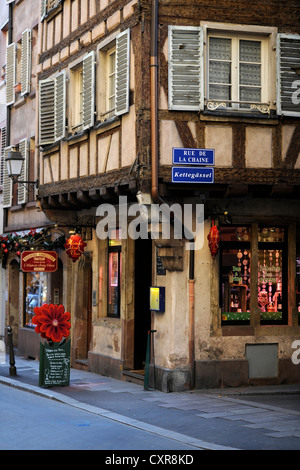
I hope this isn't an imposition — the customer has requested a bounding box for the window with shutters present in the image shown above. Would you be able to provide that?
[0,127,6,186]
[168,24,291,116]
[41,0,64,21]
[68,51,95,135]
[39,71,66,145]
[97,29,130,123]
[3,146,12,208]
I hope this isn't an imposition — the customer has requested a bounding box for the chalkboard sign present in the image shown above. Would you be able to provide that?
[39,340,71,387]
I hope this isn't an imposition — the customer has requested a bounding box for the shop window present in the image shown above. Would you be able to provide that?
[258,226,287,324]
[107,230,122,318]
[24,272,48,327]
[296,229,300,325]
[221,225,288,325]
[220,227,251,324]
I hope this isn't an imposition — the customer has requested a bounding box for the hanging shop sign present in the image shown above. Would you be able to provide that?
[64,234,87,262]
[21,250,58,272]
[172,167,214,184]
[172,148,215,166]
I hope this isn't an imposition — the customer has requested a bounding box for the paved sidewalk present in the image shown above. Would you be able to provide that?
[1,354,300,450]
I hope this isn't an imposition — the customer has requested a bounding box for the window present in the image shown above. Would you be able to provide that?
[168,25,300,117]
[208,35,268,111]
[97,29,130,122]
[41,0,64,21]
[24,272,48,327]
[221,225,288,325]
[107,230,122,318]
[5,29,31,106]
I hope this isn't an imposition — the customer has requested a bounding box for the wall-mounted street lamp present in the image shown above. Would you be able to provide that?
[5,148,39,190]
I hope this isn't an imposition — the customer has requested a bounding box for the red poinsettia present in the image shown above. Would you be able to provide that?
[32,303,71,343]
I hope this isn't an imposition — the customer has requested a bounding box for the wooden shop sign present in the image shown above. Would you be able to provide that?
[21,250,58,272]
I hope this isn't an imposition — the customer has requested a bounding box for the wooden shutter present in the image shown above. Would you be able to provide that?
[277,34,300,117]
[39,79,55,145]
[0,127,7,186]
[55,70,66,140]
[82,51,95,130]
[115,29,130,116]
[168,26,203,111]
[17,139,28,205]
[41,0,47,20]
[21,29,31,97]
[6,43,15,106]
[3,147,12,208]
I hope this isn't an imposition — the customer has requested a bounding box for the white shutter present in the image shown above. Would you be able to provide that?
[82,51,95,130]
[115,29,130,116]
[17,139,28,205]
[3,147,12,208]
[6,43,16,106]
[0,127,7,186]
[168,26,203,111]
[21,29,31,97]
[55,70,66,140]
[277,34,300,117]
[39,79,55,145]
[41,0,47,20]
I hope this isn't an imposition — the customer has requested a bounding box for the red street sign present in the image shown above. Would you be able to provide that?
[21,251,58,272]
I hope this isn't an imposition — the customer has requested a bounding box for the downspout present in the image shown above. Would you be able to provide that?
[150,0,195,389]
[150,0,163,206]
[5,2,13,231]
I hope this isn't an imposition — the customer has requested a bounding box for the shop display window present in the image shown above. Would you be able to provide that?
[24,272,48,327]
[221,225,288,325]
[107,229,122,318]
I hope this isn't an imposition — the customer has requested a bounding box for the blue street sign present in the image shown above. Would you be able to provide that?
[172,148,215,166]
[172,167,214,184]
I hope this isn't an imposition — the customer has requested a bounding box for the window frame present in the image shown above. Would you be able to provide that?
[220,224,289,326]
[207,32,270,112]
[107,236,122,319]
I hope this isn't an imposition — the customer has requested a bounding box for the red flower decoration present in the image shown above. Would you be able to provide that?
[32,303,71,343]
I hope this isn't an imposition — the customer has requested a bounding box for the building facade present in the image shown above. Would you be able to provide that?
[2,0,299,391]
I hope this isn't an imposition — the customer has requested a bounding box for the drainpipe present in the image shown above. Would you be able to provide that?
[150,0,163,205]
[150,0,195,389]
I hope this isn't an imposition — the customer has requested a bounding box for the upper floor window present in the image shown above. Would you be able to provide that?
[97,29,130,123]
[168,24,300,118]
[5,28,31,106]
[41,0,64,21]
[38,29,130,146]
[208,35,268,112]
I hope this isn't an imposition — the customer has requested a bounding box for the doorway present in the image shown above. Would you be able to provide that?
[74,254,93,361]
[134,238,152,370]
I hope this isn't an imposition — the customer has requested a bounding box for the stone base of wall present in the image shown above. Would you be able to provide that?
[88,351,124,381]
[195,358,300,389]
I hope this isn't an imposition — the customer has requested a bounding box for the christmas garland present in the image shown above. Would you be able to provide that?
[0,229,66,267]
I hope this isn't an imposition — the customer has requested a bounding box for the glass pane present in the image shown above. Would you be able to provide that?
[209,61,231,84]
[239,40,261,62]
[220,226,251,242]
[258,226,285,242]
[240,86,261,103]
[258,249,283,321]
[221,248,251,322]
[240,63,261,86]
[25,272,48,327]
[108,251,120,316]
[209,84,231,101]
[209,37,231,60]
[109,229,122,246]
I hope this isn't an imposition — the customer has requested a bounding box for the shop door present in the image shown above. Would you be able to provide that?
[134,238,152,370]
[74,255,92,360]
